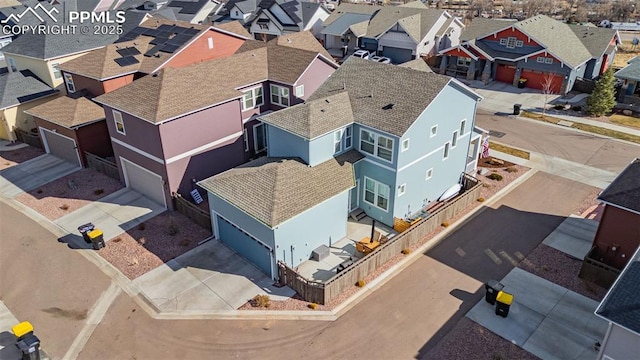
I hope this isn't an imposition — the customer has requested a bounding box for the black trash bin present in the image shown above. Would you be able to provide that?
[87,229,105,250]
[16,333,40,360]
[77,223,95,244]
[495,290,514,318]
[485,280,504,305]
[513,103,522,115]
[518,78,527,89]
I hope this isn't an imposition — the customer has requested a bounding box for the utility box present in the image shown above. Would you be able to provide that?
[495,290,514,318]
[485,280,504,305]
[88,229,105,250]
[311,245,330,262]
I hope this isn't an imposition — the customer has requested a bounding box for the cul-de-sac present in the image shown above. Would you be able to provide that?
[1,0,640,359]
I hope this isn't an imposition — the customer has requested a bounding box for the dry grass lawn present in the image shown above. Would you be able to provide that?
[609,113,640,129]
[489,142,531,159]
[613,41,640,69]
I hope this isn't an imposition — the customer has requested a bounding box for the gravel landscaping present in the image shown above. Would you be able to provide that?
[98,211,212,280]
[0,146,44,170]
[15,169,123,220]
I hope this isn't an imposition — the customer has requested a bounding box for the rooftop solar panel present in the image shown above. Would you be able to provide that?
[114,56,140,67]
[159,44,180,53]
[116,47,141,57]
[150,36,169,45]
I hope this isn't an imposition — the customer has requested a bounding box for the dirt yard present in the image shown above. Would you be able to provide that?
[0,145,44,170]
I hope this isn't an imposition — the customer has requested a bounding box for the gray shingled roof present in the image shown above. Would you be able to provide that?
[595,246,640,334]
[308,57,469,137]
[323,3,382,27]
[460,18,516,42]
[0,71,58,110]
[615,60,640,81]
[1,30,117,60]
[597,158,640,213]
[570,24,618,57]
[364,6,445,42]
[320,12,372,36]
[198,150,363,227]
[398,58,433,72]
[260,92,354,140]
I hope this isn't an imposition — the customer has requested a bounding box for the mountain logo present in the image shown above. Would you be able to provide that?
[1,3,59,24]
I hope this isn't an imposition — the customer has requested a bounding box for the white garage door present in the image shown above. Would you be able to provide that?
[39,128,81,167]
[121,157,167,208]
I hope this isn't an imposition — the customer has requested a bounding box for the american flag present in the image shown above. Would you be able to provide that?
[480,136,490,158]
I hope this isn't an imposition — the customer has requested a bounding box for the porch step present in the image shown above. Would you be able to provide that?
[350,208,367,222]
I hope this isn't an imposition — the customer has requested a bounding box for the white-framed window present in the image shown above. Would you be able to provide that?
[63,73,75,93]
[344,125,352,149]
[334,129,342,154]
[333,125,353,154]
[364,177,390,211]
[457,57,471,67]
[452,131,458,148]
[401,139,409,152]
[295,85,304,97]
[499,38,507,45]
[536,57,545,63]
[241,86,264,111]
[426,168,433,180]
[113,110,125,135]
[259,23,269,30]
[443,142,450,159]
[207,37,214,49]
[515,40,524,47]
[430,125,438,138]
[7,57,16,72]
[235,10,239,16]
[398,183,406,197]
[460,119,466,134]
[360,129,394,162]
[506,37,517,49]
[253,123,267,152]
[51,62,61,79]
[243,129,249,152]
[270,84,289,107]
[545,58,553,64]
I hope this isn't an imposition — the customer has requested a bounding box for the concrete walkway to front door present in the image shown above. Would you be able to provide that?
[0,154,79,198]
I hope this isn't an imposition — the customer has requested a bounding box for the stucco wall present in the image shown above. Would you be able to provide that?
[65,72,105,96]
[266,125,310,162]
[104,105,165,159]
[1,94,60,140]
[293,58,337,102]
[165,28,246,70]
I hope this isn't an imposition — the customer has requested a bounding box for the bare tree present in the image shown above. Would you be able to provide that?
[522,0,555,17]
[501,0,518,18]
[467,0,492,17]
[610,0,636,22]
[541,73,558,119]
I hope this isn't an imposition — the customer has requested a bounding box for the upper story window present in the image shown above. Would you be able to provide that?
[360,129,394,162]
[51,62,61,79]
[537,57,554,64]
[515,40,524,47]
[334,125,353,154]
[7,57,16,72]
[401,139,409,152]
[364,177,390,211]
[270,84,289,107]
[443,142,450,160]
[63,73,75,93]
[460,119,466,134]
[398,183,406,197]
[457,57,471,67]
[295,85,304,97]
[430,125,437,138]
[500,37,518,49]
[207,37,214,49]
[242,86,264,111]
[243,129,249,152]
[113,110,125,135]
[254,123,267,153]
[452,131,458,148]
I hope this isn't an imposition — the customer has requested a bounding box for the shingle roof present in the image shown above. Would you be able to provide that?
[308,57,461,137]
[320,12,372,36]
[615,60,640,81]
[570,24,618,58]
[24,96,105,128]
[1,31,117,60]
[323,3,382,27]
[0,71,58,110]
[460,18,516,42]
[597,158,640,213]
[198,150,362,227]
[595,246,640,334]
[398,58,433,72]
[261,92,354,139]
[215,20,252,38]
[270,30,334,60]
[364,6,445,42]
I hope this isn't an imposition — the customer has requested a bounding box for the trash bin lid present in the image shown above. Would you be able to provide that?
[496,290,514,305]
[88,229,103,239]
[11,321,33,338]
[486,280,504,289]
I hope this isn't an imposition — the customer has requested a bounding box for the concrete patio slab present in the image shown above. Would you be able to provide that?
[0,154,79,198]
[500,267,568,316]
[542,216,598,259]
[156,283,232,312]
[466,299,545,346]
[523,316,599,360]
[546,291,608,341]
[133,260,203,301]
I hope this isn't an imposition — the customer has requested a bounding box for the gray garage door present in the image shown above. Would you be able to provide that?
[382,46,413,64]
[39,128,81,167]
[217,215,273,278]
[121,157,167,208]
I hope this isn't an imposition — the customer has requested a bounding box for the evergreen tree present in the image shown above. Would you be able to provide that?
[586,68,616,116]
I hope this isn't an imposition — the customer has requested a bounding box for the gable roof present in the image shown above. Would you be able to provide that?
[364,5,445,42]
[615,60,640,82]
[595,245,640,335]
[320,12,373,37]
[255,0,327,31]
[24,96,105,128]
[322,3,382,27]
[0,71,58,110]
[570,24,618,58]
[597,158,640,214]
[198,150,362,227]
[215,20,253,38]
[398,58,433,72]
[460,18,516,42]
[268,30,333,61]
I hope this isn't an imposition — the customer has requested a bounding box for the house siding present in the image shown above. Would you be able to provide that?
[102,74,135,94]
[2,95,60,140]
[592,204,640,269]
[355,158,396,227]
[104,105,164,159]
[378,25,416,55]
[165,29,246,70]
[417,14,448,56]
[600,324,640,360]
[34,117,111,166]
[5,53,88,90]
[309,129,348,167]
[294,58,337,102]
[66,72,106,96]
[303,8,330,35]
[266,125,310,163]
[274,191,349,267]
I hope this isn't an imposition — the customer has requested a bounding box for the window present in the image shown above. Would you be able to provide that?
[499,38,507,45]
[253,123,267,152]
[207,37,214,49]
[243,129,249,152]
[430,125,437,138]
[506,37,517,49]
[460,119,466,134]
[443,142,450,159]
[359,129,394,162]
[51,62,61,79]
[295,85,304,97]
[235,10,239,16]
[334,130,342,154]
[333,126,353,154]
[401,139,409,152]
[259,23,268,30]
[545,58,553,64]
[364,177,390,211]
[7,57,16,72]
[426,168,433,180]
[398,184,406,197]
[457,57,471,67]
[515,40,524,47]
[63,73,75,93]
[241,86,263,111]
[270,84,289,107]
[452,131,458,148]
[113,110,125,135]
[344,125,352,149]
[536,57,545,63]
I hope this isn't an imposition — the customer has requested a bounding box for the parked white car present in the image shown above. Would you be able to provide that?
[371,56,392,64]
[352,49,372,59]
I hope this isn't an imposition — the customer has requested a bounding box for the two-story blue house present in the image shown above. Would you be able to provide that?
[198,58,483,278]
[439,16,619,94]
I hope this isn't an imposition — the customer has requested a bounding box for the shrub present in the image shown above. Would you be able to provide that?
[504,166,518,173]
[477,197,485,202]
[251,294,271,308]
[401,248,411,255]
[441,221,450,227]
[112,237,122,243]
[94,189,104,196]
[137,237,146,245]
[487,173,503,181]
[137,222,146,231]
[356,279,366,288]
[308,303,318,310]
[167,221,179,236]
[59,204,69,210]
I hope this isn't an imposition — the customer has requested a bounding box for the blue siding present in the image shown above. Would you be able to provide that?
[585,58,600,79]
[217,216,273,277]
[477,39,543,55]
[266,125,310,163]
[568,65,586,92]
[310,130,339,166]
[354,123,399,169]
[274,192,349,267]
[355,159,396,227]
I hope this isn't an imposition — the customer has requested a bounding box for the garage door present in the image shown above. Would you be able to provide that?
[39,128,81,167]
[520,70,563,93]
[217,215,273,278]
[495,64,517,84]
[382,46,413,64]
[120,157,167,207]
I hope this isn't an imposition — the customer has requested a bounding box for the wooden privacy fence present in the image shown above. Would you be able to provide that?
[84,152,119,180]
[173,192,212,231]
[14,129,42,148]
[278,174,482,305]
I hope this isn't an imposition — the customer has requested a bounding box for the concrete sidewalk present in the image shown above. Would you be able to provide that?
[0,154,79,198]
[542,216,599,260]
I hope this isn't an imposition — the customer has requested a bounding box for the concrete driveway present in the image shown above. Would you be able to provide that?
[469,81,564,113]
[467,268,608,360]
[54,188,165,247]
[133,239,295,312]
[0,154,79,198]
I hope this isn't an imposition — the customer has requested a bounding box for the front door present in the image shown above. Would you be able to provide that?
[349,179,360,211]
